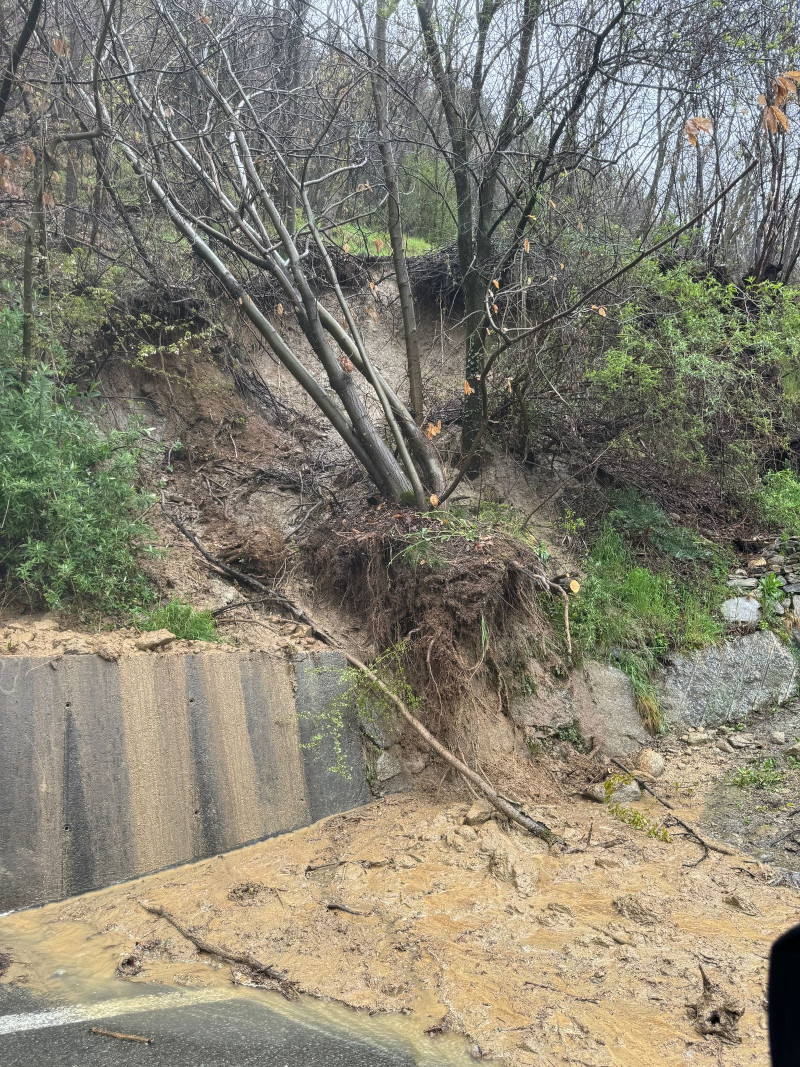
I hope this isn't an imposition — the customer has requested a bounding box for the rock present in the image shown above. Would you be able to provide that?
[721,596,761,624]
[727,577,759,590]
[793,596,800,615]
[375,751,404,782]
[715,740,735,753]
[610,780,642,803]
[134,629,176,651]
[785,740,800,758]
[403,751,428,775]
[510,661,650,758]
[748,556,768,571]
[773,602,786,616]
[636,748,665,777]
[583,782,607,803]
[685,731,713,745]
[728,734,755,748]
[359,705,403,750]
[656,630,798,729]
[771,730,786,744]
[464,800,495,826]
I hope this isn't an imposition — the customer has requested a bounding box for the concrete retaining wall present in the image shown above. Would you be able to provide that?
[0,651,368,912]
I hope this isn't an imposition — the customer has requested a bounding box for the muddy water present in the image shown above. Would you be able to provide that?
[0,908,471,1066]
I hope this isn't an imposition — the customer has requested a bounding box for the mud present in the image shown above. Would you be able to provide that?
[1,771,796,1066]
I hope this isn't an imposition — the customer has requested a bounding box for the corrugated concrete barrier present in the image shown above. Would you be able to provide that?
[0,651,369,912]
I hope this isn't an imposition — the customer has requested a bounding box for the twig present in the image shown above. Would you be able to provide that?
[523,982,599,1004]
[138,900,297,998]
[90,1028,152,1044]
[326,902,368,916]
[608,757,738,862]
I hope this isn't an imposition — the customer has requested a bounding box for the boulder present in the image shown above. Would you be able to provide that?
[375,751,404,782]
[656,630,797,729]
[511,661,650,757]
[720,597,761,624]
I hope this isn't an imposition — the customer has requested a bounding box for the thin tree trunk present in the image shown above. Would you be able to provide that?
[370,2,424,423]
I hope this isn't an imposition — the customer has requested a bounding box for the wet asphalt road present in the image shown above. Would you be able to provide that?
[0,983,417,1066]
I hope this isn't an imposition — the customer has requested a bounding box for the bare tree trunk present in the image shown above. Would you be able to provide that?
[369,1,424,423]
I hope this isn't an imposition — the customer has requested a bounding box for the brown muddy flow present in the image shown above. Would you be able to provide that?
[0,904,471,1066]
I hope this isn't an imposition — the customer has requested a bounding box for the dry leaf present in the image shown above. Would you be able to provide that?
[429,494,439,508]
[559,262,565,269]
[368,281,376,292]
[523,237,530,253]
[492,303,498,314]
[684,116,713,146]
[276,303,283,315]
[491,279,499,289]
[343,242,350,252]
[464,380,474,395]
[597,306,607,317]
[549,199,557,208]
[424,420,441,440]
[339,356,354,373]
[374,236,384,253]
[53,38,68,56]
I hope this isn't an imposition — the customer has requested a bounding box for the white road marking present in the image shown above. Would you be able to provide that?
[0,988,230,1035]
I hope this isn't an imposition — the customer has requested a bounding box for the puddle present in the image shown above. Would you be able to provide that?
[0,908,471,1066]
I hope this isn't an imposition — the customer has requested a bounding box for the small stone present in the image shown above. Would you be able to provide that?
[583,783,607,803]
[464,799,495,826]
[774,602,786,616]
[793,596,800,615]
[403,751,428,775]
[636,748,665,777]
[727,577,759,590]
[748,556,768,570]
[686,731,713,745]
[134,629,176,651]
[721,597,761,624]
[785,741,800,758]
[62,637,91,654]
[771,730,786,745]
[715,740,735,753]
[728,734,755,748]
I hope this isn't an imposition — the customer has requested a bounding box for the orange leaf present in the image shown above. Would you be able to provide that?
[491,279,499,289]
[464,380,474,395]
[492,303,498,314]
[523,237,530,253]
[597,306,607,317]
[53,37,68,56]
[549,199,556,208]
[374,236,384,253]
[339,356,354,373]
[775,107,791,132]
[343,242,350,253]
[276,303,283,315]
[429,494,440,508]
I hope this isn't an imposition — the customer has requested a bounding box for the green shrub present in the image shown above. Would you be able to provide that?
[731,758,785,790]
[0,367,155,613]
[139,599,220,642]
[757,470,800,534]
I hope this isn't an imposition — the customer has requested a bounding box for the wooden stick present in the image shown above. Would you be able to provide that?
[90,1028,152,1044]
[138,901,297,998]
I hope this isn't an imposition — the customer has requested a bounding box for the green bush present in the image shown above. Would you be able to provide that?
[0,367,155,613]
[139,599,220,642]
[757,470,800,534]
[581,263,800,509]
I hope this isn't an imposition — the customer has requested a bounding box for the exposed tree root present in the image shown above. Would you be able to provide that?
[161,502,562,846]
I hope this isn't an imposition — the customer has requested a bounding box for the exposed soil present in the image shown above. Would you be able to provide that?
[1,734,797,1067]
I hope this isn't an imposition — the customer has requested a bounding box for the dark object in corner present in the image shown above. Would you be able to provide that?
[769,923,800,1065]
